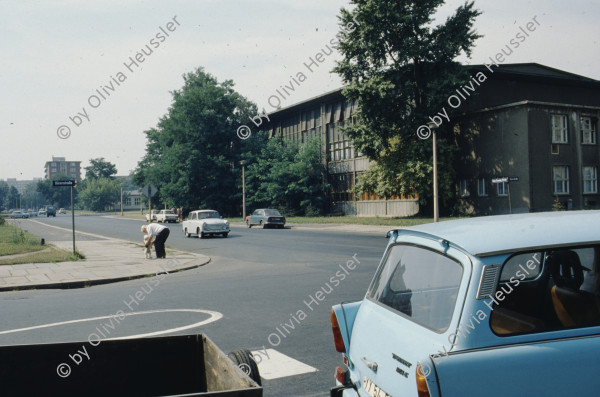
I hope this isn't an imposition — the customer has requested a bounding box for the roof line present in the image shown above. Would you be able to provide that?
[458,100,600,117]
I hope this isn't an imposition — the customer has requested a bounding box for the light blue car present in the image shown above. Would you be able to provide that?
[331,211,600,397]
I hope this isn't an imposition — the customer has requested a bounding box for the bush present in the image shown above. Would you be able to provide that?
[0,214,4,226]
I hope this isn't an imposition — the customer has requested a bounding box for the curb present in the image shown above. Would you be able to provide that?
[0,255,211,292]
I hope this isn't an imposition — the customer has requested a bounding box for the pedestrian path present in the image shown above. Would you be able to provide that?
[0,237,210,292]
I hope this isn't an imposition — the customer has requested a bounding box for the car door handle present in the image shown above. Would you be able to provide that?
[361,357,378,372]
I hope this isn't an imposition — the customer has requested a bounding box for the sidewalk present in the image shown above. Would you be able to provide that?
[0,238,210,292]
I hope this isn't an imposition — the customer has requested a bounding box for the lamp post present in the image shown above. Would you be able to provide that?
[239,160,247,221]
[427,122,439,223]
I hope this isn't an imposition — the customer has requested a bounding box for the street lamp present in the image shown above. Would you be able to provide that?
[427,122,439,223]
[239,160,247,220]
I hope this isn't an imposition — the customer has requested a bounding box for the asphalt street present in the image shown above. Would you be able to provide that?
[0,215,389,396]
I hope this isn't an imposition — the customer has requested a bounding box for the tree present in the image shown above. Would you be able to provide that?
[334,0,481,212]
[22,183,44,210]
[5,186,20,209]
[85,158,117,180]
[77,178,121,211]
[133,67,257,215]
[0,181,9,210]
[36,174,74,208]
[245,136,330,216]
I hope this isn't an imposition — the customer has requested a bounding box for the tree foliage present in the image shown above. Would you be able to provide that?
[36,174,74,208]
[245,135,330,216]
[0,181,10,210]
[85,158,117,180]
[77,178,121,211]
[334,0,481,210]
[133,68,257,215]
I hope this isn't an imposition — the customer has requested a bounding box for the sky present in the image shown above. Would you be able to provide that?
[1,0,599,181]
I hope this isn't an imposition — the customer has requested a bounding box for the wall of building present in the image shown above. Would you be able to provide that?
[528,105,600,211]
[267,90,419,216]
[455,106,531,215]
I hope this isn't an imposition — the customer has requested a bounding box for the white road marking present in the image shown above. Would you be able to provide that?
[22,218,123,241]
[0,309,222,337]
[251,348,318,380]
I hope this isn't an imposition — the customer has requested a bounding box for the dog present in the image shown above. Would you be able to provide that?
[143,235,153,259]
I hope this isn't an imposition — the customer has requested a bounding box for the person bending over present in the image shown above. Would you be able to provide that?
[141,223,170,259]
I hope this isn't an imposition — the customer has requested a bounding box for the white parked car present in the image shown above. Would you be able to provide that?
[182,210,229,238]
[155,209,178,223]
[145,210,158,222]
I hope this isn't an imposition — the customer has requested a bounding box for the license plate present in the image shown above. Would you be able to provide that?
[363,376,392,397]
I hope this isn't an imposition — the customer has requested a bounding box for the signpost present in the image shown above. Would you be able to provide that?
[53,180,77,254]
[492,176,519,214]
[141,183,157,221]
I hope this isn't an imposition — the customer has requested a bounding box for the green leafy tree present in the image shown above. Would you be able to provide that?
[22,183,45,210]
[77,178,121,211]
[245,137,330,216]
[6,186,20,209]
[85,158,117,180]
[0,181,9,210]
[133,67,257,215]
[36,174,74,208]
[334,0,481,212]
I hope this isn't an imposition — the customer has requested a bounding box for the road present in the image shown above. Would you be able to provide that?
[0,215,389,396]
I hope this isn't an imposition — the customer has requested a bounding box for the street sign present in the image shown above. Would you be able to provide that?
[509,177,519,182]
[491,177,508,184]
[53,180,76,187]
[141,183,157,197]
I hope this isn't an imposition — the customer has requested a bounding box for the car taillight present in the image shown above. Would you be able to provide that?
[416,363,431,397]
[335,366,349,384]
[330,309,345,353]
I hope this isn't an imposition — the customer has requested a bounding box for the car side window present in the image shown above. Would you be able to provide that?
[490,246,600,336]
[368,244,463,333]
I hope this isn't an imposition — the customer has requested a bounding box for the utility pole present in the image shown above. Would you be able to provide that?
[239,160,247,220]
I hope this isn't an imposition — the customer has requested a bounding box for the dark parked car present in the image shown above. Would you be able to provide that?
[46,206,57,217]
[246,209,286,229]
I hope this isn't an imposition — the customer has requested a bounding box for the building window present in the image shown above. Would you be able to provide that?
[581,117,597,144]
[477,178,488,197]
[134,197,141,206]
[125,198,132,206]
[459,179,470,197]
[553,166,570,195]
[551,115,568,143]
[583,166,598,194]
[496,182,509,197]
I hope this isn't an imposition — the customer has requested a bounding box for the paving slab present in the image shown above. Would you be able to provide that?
[0,237,210,292]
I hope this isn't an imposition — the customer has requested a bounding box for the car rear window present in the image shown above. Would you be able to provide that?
[367,244,463,332]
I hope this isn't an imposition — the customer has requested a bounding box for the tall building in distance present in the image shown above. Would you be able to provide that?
[44,156,81,181]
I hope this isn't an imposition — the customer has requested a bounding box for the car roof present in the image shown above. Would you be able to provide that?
[398,210,600,257]
[192,210,218,212]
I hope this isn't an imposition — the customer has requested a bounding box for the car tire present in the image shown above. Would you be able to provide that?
[260,220,265,229]
[246,220,252,228]
[184,228,190,238]
[223,233,229,238]
[227,349,261,386]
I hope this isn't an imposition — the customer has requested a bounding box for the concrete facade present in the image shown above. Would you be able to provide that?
[455,64,600,214]
[265,63,600,216]
[265,90,419,217]
[43,156,82,181]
